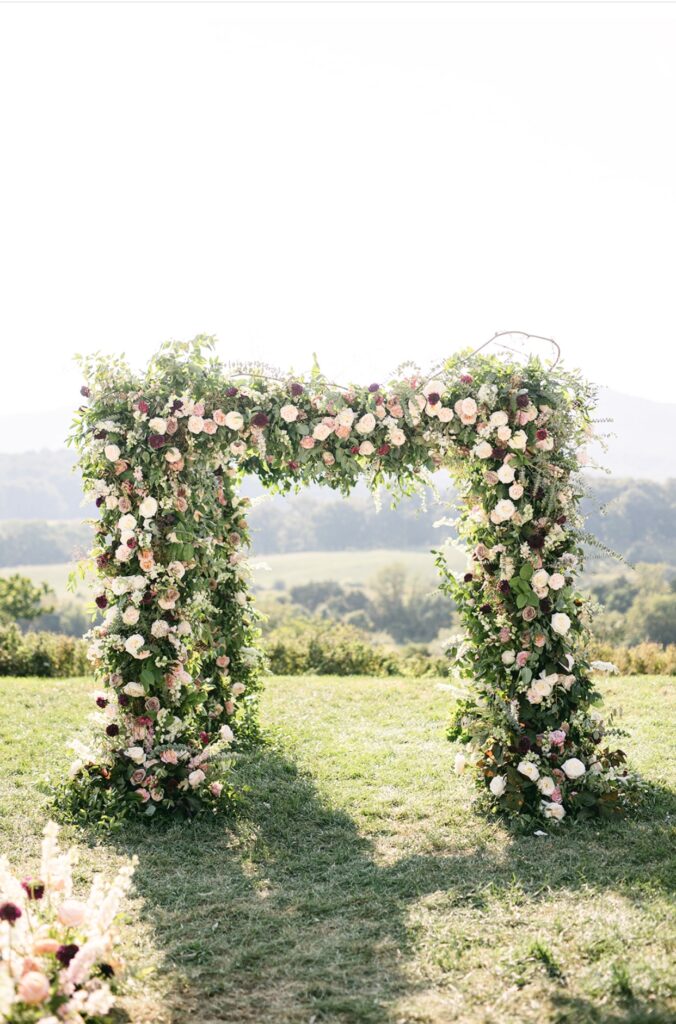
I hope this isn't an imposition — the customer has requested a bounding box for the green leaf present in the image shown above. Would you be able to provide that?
[519,564,533,581]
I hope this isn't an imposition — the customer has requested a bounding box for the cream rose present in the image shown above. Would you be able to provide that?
[497,462,515,484]
[149,416,167,433]
[531,569,549,590]
[188,769,206,788]
[517,760,540,782]
[473,440,493,460]
[537,776,556,796]
[139,496,158,519]
[224,411,244,430]
[489,775,506,797]
[187,415,204,434]
[125,746,145,764]
[561,757,586,780]
[280,404,299,423]
[548,573,566,590]
[543,801,566,820]
[551,612,571,636]
[104,444,121,462]
[356,413,376,435]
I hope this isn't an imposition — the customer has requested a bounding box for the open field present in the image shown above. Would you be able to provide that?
[0,673,674,1024]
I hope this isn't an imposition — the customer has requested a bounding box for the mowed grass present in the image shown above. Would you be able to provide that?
[0,674,674,1024]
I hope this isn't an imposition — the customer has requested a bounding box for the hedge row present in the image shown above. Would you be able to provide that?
[0,624,89,678]
[588,641,676,676]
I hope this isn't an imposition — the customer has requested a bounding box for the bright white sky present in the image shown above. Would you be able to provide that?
[1,2,675,413]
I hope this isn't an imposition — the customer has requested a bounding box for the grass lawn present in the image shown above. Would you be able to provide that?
[0,674,674,1024]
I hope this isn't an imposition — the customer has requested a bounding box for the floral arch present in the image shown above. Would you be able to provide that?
[69,336,630,825]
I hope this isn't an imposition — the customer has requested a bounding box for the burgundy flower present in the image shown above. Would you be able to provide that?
[518,736,531,753]
[172,398,185,410]
[377,444,391,456]
[368,383,380,393]
[251,412,269,429]
[94,429,107,440]
[556,515,567,526]
[499,580,511,595]
[96,696,108,709]
[480,603,492,615]
[56,943,80,966]
[528,532,545,550]
[539,598,552,614]
[80,385,91,398]
[141,591,154,606]
[149,433,165,449]
[95,595,108,609]
[290,382,304,396]
[106,723,119,737]
[21,879,45,900]
[460,374,473,384]
[463,573,474,583]
[96,553,110,568]
[200,731,210,745]
[350,445,360,455]
[0,902,22,924]
[288,460,300,471]
[126,537,137,549]
[137,400,150,414]
[516,393,529,408]
[95,497,104,508]
[118,694,130,707]
[492,447,507,460]
[536,428,548,441]
[426,392,440,405]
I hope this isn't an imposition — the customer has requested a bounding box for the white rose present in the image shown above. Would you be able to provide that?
[548,573,566,591]
[389,428,406,446]
[139,496,158,519]
[509,483,524,500]
[105,495,118,509]
[165,447,183,464]
[313,423,332,441]
[115,544,133,563]
[187,415,204,434]
[489,775,506,797]
[358,440,374,455]
[124,634,146,656]
[454,753,466,774]
[151,620,170,638]
[122,606,140,625]
[561,757,586,780]
[112,577,131,596]
[104,444,121,462]
[551,613,571,636]
[537,776,556,796]
[497,462,515,484]
[119,513,137,532]
[437,406,454,423]
[356,413,376,435]
[220,724,235,743]
[489,411,509,428]
[125,746,146,764]
[531,569,549,590]
[496,424,512,442]
[543,801,566,820]
[501,650,516,666]
[490,499,516,524]
[188,769,206,788]
[123,682,145,697]
[517,760,540,782]
[473,441,493,460]
[149,417,167,433]
[280,404,299,423]
[336,407,355,428]
[224,411,244,430]
[509,430,527,450]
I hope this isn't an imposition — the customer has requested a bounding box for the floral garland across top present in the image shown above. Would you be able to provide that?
[68,337,631,824]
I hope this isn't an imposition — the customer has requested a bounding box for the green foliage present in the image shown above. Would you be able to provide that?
[0,623,88,677]
[0,572,54,623]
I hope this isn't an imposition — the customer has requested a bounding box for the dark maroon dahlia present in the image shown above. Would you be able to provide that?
[492,447,507,460]
[80,385,90,398]
[368,383,380,393]
[426,392,440,405]
[516,393,529,408]
[106,723,119,737]
[376,444,390,456]
[0,902,22,924]
[21,879,45,900]
[499,580,511,595]
[95,595,108,609]
[290,382,304,396]
[149,433,165,449]
[251,412,269,428]
[56,944,80,966]
[463,573,474,583]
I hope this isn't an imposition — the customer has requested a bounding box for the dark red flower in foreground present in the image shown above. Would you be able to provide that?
[536,428,548,441]
[460,374,473,384]
[200,731,209,745]
[127,537,137,549]
[368,383,380,393]
[528,532,545,550]
[499,580,511,594]
[95,595,108,609]
[251,412,269,428]
[56,943,80,966]
[80,385,90,398]
[106,724,119,737]
[137,400,149,414]
[21,879,45,900]
[556,515,567,526]
[350,445,360,455]
[290,382,304,396]
[96,696,108,709]
[516,393,530,408]
[518,736,531,753]
[118,694,130,707]
[95,497,104,508]
[172,398,185,410]
[480,603,492,615]
[288,460,300,471]
[377,444,391,456]
[427,392,440,405]
[149,433,165,449]
[492,447,507,460]
[463,573,474,583]
[96,553,110,568]
[0,902,22,924]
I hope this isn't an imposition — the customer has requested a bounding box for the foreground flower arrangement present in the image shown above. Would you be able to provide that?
[0,823,134,1022]
[69,336,633,824]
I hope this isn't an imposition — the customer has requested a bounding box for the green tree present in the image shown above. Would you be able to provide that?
[626,592,676,645]
[0,574,54,625]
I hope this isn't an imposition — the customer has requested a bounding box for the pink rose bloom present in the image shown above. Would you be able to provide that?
[534,633,546,648]
[499,627,511,643]
[485,471,499,485]
[322,452,335,466]
[210,782,223,797]
[203,418,217,435]
[335,424,351,440]
[549,730,566,747]
[213,409,227,426]
[216,655,230,668]
[58,899,87,927]
[18,971,51,1005]
[550,787,563,803]
[161,749,178,764]
[193,401,205,416]
[225,701,235,715]
[131,768,146,785]
[300,436,315,449]
[522,606,537,622]
[118,496,132,513]
[166,416,179,435]
[516,651,529,668]
[136,788,151,802]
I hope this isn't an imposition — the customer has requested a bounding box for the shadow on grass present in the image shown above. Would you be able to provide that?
[98,746,675,1024]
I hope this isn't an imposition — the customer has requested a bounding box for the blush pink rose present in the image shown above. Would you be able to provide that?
[18,971,50,1005]
[516,651,529,668]
[161,749,179,764]
[300,436,315,449]
[549,730,566,746]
